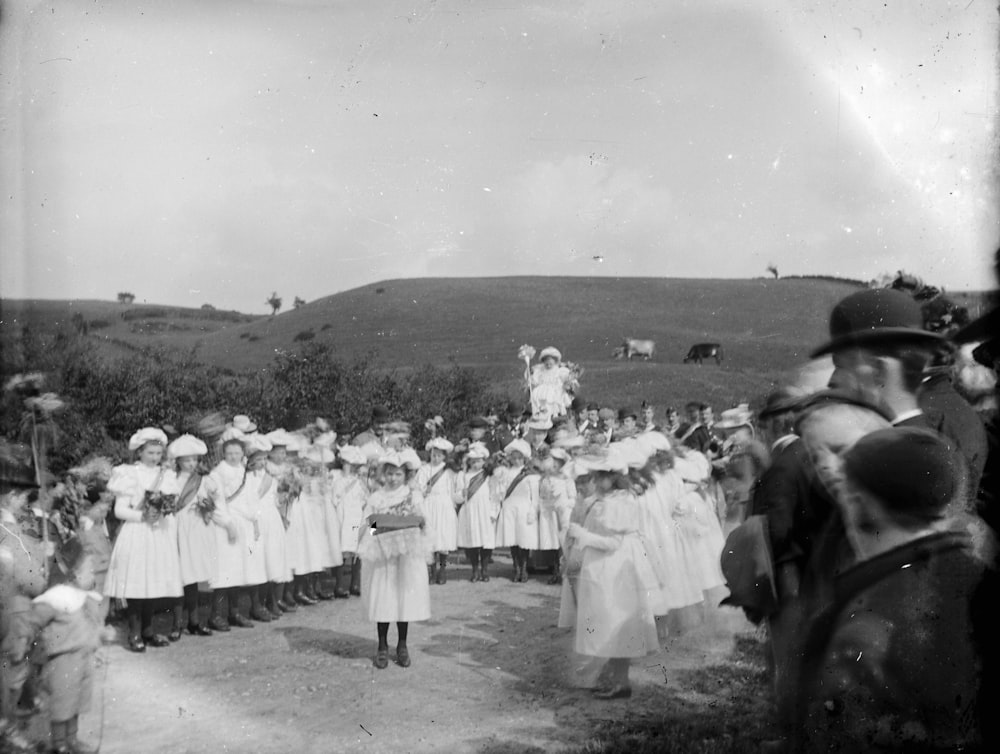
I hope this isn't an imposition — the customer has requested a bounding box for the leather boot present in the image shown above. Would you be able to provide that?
[208,591,231,632]
[436,555,447,585]
[281,582,298,612]
[349,559,362,596]
[428,561,437,584]
[314,572,335,600]
[294,576,317,606]
[333,564,350,598]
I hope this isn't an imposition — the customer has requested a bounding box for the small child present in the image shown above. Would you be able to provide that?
[26,538,102,754]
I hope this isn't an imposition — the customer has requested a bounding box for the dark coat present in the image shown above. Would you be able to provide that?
[920,373,989,501]
[747,438,816,569]
[796,529,990,751]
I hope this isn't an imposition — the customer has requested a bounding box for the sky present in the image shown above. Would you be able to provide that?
[1,0,998,314]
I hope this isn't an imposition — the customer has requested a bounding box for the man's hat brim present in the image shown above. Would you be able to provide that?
[809,328,944,359]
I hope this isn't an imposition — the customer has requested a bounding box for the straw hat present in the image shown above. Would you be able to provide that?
[264,429,296,448]
[504,439,532,459]
[539,346,562,362]
[231,415,257,433]
[426,437,455,453]
[466,442,491,460]
[128,427,168,451]
[337,446,367,466]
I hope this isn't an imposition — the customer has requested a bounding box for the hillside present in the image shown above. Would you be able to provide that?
[1,277,870,412]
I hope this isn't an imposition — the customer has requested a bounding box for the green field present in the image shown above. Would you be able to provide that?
[0,276,946,412]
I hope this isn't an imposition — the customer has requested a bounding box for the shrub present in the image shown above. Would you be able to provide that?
[239,332,250,339]
[87,319,112,330]
[293,330,315,342]
[321,323,332,331]
[248,335,261,342]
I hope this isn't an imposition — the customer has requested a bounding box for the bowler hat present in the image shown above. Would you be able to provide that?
[757,386,807,420]
[468,416,490,429]
[810,289,944,358]
[371,405,390,423]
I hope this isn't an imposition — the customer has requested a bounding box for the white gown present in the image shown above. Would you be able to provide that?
[171,470,219,587]
[249,468,292,583]
[104,463,184,599]
[557,489,663,658]
[332,472,367,554]
[207,461,252,589]
[415,463,459,552]
[494,466,540,548]
[456,471,499,549]
[672,453,726,593]
[357,485,432,622]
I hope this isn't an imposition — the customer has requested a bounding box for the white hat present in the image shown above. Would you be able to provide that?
[232,415,257,433]
[466,442,490,460]
[337,445,367,466]
[576,446,629,474]
[265,429,295,448]
[504,439,532,459]
[314,431,338,449]
[398,447,423,470]
[303,445,335,464]
[128,427,168,451]
[426,437,454,453]
[549,447,569,462]
[219,426,247,444]
[286,433,308,453]
[715,405,755,431]
[245,434,273,457]
[634,431,671,456]
[167,434,208,459]
[539,346,562,362]
[377,450,406,468]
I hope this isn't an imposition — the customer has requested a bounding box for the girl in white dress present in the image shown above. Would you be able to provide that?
[494,439,540,582]
[455,442,499,582]
[167,434,223,638]
[268,438,305,611]
[206,438,254,630]
[260,430,295,614]
[104,427,183,652]
[671,447,727,596]
[415,438,459,584]
[558,447,666,699]
[357,451,431,669]
[331,445,368,597]
[538,449,573,584]
[287,445,336,603]
[529,346,573,419]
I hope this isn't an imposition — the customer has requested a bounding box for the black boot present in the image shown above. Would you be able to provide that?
[333,561,351,598]
[350,559,362,596]
[208,591,231,632]
[481,549,492,582]
[436,553,447,585]
[281,581,298,612]
[428,560,438,584]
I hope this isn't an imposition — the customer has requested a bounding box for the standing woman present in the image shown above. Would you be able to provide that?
[207,437,253,630]
[167,434,219,638]
[104,427,184,652]
[494,439,540,583]
[357,451,431,669]
[559,448,666,699]
[244,434,290,620]
[456,442,498,582]
[331,445,369,598]
[416,438,459,584]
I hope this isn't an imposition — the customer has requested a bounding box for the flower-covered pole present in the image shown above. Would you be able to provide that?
[517,344,536,411]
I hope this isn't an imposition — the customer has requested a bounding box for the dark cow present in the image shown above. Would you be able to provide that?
[683,343,723,365]
[614,338,655,361]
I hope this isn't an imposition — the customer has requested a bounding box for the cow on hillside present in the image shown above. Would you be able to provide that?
[614,337,655,361]
[683,343,723,365]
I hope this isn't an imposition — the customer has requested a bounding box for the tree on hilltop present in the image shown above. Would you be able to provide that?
[117,291,135,304]
[765,263,779,279]
[267,292,282,316]
[293,296,307,310]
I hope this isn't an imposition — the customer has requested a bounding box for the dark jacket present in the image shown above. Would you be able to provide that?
[796,529,990,751]
[747,438,815,569]
[920,373,989,502]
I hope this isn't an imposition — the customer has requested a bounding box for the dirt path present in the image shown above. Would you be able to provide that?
[74,554,757,753]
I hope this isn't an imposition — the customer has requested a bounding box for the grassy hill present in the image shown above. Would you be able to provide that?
[2,277,875,412]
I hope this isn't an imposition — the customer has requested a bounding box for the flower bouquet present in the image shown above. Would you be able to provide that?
[193,494,216,525]
[276,470,303,529]
[562,360,584,395]
[143,489,179,520]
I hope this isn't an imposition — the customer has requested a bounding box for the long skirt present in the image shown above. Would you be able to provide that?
[456,494,496,549]
[104,517,183,599]
[339,494,365,554]
[177,506,218,586]
[495,498,538,548]
[321,497,345,568]
[536,506,561,550]
[424,491,458,552]
[675,490,726,593]
[211,518,246,590]
[558,533,661,658]
[259,503,291,582]
[287,495,330,574]
[358,529,431,622]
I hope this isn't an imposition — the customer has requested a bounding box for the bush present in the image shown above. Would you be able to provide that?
[293,330,315,342]
[239,332,250,339]
[321,323,332,331]
[88,319,112,330]
[248,335,261,342]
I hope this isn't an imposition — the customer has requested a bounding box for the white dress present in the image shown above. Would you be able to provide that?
[415,463,459,553]
[456,471,499,549]
[289,472,334,574]
[332,473,367,555]
[171,470,219,587]
[357,485,432,622]
[104,463,184,599]
[557,489,663,658]
[637,471,704,611]
[249,468,292,582]
[320,470,344,569]
[494,466,540,548]
[537,473,572,550]
[207,461,250,589]
[672,453,726,593]
[530,363,572,418]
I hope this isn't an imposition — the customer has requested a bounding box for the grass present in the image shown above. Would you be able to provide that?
[577,633,777,753]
